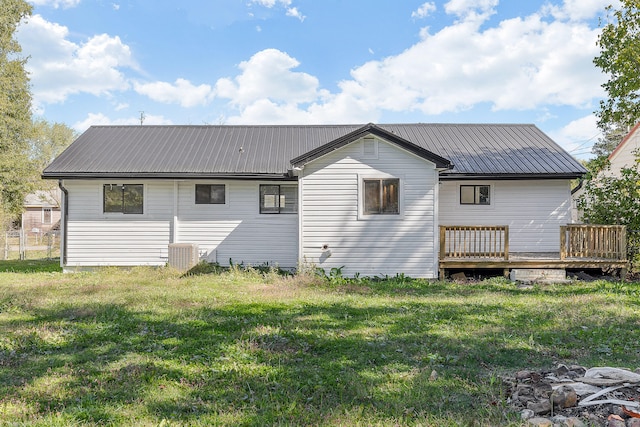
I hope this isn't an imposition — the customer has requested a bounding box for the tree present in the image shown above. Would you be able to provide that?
[0,0,33,220]
[29,118,76,206]
[30,118,76,176]
[594,0,640,131]
[591,123,627,158]
[577,159,640,261]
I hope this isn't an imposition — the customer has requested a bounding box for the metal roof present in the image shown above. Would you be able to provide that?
[42,123,587,179]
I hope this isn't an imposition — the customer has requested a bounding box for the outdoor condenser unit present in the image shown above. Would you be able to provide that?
[168,243,199,271]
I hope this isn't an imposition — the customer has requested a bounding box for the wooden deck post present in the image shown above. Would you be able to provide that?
[504,226,509,260]
[560,225,567,260]
[439,226,446,261]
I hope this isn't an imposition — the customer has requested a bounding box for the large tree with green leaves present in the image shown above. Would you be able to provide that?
[0,0,33,219]
[30,118,76,175]
[577,161,640,261]
[594,0,640,131]
[29,118,76,205]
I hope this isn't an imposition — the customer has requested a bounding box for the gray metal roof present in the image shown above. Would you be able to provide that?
[43,123,587,179]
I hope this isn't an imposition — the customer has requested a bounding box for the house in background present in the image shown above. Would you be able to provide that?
[607,122,640,176]
[42,123,611,278]
[21,189,61,234]
[571,122,640,221]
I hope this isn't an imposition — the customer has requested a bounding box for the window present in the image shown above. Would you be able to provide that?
[362,137,378,159]
[42,208,52,224]
[363,178,399,214]
[103,184,144,214]
[196,184,225,204]
[260,184,297,214]
[460,185,490,205]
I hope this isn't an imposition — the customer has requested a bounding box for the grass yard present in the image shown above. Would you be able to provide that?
[0,261,639,426]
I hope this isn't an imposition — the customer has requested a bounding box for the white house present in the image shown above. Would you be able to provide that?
[43,123,587,277]
[607,122,640,176]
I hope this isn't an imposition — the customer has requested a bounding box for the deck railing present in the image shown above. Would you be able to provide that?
[439,225,509,260]
[560,224,627,260]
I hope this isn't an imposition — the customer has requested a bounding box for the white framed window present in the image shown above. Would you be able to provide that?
[259,184,298,214]
[363,178,400,214]
[42,208,52,224]
[195,184,226,204]
[358,174,404,220]
[460,185,490,205]
[103,184,144,214]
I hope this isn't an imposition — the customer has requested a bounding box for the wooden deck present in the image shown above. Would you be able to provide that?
[439,225,629,279]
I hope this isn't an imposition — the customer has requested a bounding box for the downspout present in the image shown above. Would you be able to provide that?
[58,179,68,267]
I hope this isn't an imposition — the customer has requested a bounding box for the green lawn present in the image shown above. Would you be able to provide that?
[0,261,638,426]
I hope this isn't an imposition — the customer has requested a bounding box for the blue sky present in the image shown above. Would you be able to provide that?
[17,0,621,159]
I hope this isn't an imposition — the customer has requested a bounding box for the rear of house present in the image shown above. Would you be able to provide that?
[43,123,586,278]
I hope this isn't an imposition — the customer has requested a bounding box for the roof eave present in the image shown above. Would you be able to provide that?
[439,172,586,180]
[41,172,296,180]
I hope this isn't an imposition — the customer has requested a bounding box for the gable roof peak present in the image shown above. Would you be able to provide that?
[290,123,453,169]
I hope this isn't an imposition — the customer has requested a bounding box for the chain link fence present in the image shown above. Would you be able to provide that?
[2,228,60,260]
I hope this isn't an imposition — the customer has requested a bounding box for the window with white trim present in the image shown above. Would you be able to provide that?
[363,178,400,214]
[195,184,225,204]
[259,184,298,214]
[42,208,52,224]
[103,184,144,214]
[460,185,490,205]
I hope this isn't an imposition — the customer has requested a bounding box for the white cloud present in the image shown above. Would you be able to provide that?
[251,0,290,7]
[544,0,615,22]
[134,78,215,107]
[30,0,81,8]
[215,49,326,107]
[250,0,305,21]
[21,1,611,133]
[73,112,172,132]
[286,7,306,22]
[412,2,437,19]
[444,0,498,23]
[336,11,605,116]
[548,115,601,158]
[218,2,607,126]
[17,15,136,107]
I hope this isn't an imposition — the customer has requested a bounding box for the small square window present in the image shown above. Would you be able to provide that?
[260,184,298,214]
[363,178,399,214]
[195,184,225,204]
[460,185,490,205]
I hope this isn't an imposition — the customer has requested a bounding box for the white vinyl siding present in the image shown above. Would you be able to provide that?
[177,181,298,268]
[439,180,573,252]
[64,180,173,266]
[608,128,640,177]
[300,138,438,278]
[63,179,298,269]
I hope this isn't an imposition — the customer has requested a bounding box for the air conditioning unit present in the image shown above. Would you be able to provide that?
[168,243,199,271]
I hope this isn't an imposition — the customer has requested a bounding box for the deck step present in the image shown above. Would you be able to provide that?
[510,268,567,283]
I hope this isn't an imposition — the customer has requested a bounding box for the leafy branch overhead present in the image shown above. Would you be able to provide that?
[594,0,640,131]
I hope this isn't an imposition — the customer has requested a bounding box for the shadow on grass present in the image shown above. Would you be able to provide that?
[0,258,61,273]
[2,281,639,426]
